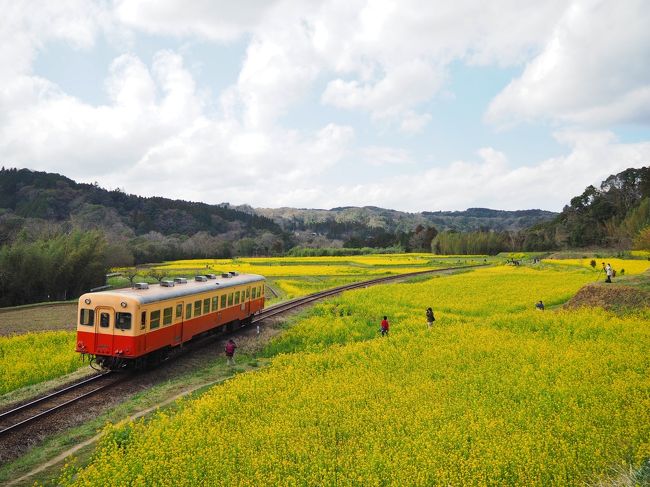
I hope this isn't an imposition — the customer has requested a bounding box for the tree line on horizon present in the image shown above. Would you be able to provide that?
[0,166,648,306]
[431,167,650,255]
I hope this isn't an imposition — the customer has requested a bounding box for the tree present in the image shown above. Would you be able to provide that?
[123,267,141,287]
[634,226,650,250]
[146,268,166,283]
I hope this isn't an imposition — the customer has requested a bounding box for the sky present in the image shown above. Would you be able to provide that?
[1,0,649,212]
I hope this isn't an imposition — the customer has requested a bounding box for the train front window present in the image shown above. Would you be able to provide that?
[252,287,257,299]
[80,309,94,326]
[163,307,173,326]
[116,313,132,330]
[100,312,110,328]
[246,288,250,299]
[150,310,160,329]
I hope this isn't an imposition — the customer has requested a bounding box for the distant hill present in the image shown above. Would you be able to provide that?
[0,167,557,261]
[0,168,286,262]
[254,206,556,235]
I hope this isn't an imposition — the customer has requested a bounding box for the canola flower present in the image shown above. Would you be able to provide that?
[149,253,483,277]
[0,331,83,395]
[543,257,650,274]
[630,250,650,258]
[58,264,650,485]
[7,255,475,395]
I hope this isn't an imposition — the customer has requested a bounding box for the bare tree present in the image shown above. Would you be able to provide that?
[146,268,167,283]
[123,267,141,287]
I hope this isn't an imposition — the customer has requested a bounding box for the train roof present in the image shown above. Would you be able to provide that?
[81,273,265,305]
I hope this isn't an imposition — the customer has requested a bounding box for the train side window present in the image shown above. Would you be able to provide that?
[150,310,160,329]
[141,311,146,330]
[228,293,234,306]
[116,313,132,330]
[80,309,94,326]
[234,291,240,305]
[194,300,202,316]
[251,287,257,299]
[246,288,250,299]
[185,304,192,319]
[220,295,226,308]
[100,312,110,328]
[212,296,218,311]
[163,307,173,326]
[203,298,210,314]
[261,286,264,296]
[175,304,183,319]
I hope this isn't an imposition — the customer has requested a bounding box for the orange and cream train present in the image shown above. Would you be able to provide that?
[76,272,265,369]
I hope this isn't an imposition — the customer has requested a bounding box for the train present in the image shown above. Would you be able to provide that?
[76,272,265,369]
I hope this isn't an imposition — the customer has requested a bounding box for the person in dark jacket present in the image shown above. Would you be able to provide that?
[535,300,544,311]
[225,339,237,366]
[426,307,435,328]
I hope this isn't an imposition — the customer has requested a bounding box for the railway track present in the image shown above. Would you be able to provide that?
[254,264,487,322]
[0,263,485,445]
[0,372,125,439]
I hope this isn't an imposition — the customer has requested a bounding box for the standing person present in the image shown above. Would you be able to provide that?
[535,300,544,311]
[426,307,435,328]
[225,339,237,366]
[380,316,389,336]
[605,263,613,283]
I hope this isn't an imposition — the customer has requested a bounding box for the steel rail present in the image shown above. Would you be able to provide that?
[0,373,125,437]
[0,372,111,423]
[253,263,487,322]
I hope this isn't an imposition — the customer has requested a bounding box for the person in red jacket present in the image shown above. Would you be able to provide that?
[225,339,237,366]
[380,316,389,336]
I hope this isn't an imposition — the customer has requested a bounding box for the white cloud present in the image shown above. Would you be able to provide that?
[107,0,570,130]
[361,146,412,166]
[0,0,112,82]
[486,0,650,127]
[297,131,650,212]
[114,0,280,41]
[0,50,204,177]
[2,0,650,216]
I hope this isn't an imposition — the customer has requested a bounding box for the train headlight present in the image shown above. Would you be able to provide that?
[120,301,127,308]
[84,298,91,305]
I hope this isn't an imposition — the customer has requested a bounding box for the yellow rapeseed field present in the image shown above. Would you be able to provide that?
[0,331,83,395]
[544,257,650,275]
[58,264,650,485]
[151,254,484,277]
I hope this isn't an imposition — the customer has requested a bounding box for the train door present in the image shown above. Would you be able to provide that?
[94,307,114,355]
[243,286,251,316]
[173,302,183,346]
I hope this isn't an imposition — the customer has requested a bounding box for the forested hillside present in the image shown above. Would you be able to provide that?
[0,168,556,262]
[521,167,650,250]
[430,166,650,254]
[0,168,289,264]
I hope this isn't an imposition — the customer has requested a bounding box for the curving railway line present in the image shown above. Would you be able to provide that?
[0,263,486,448]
